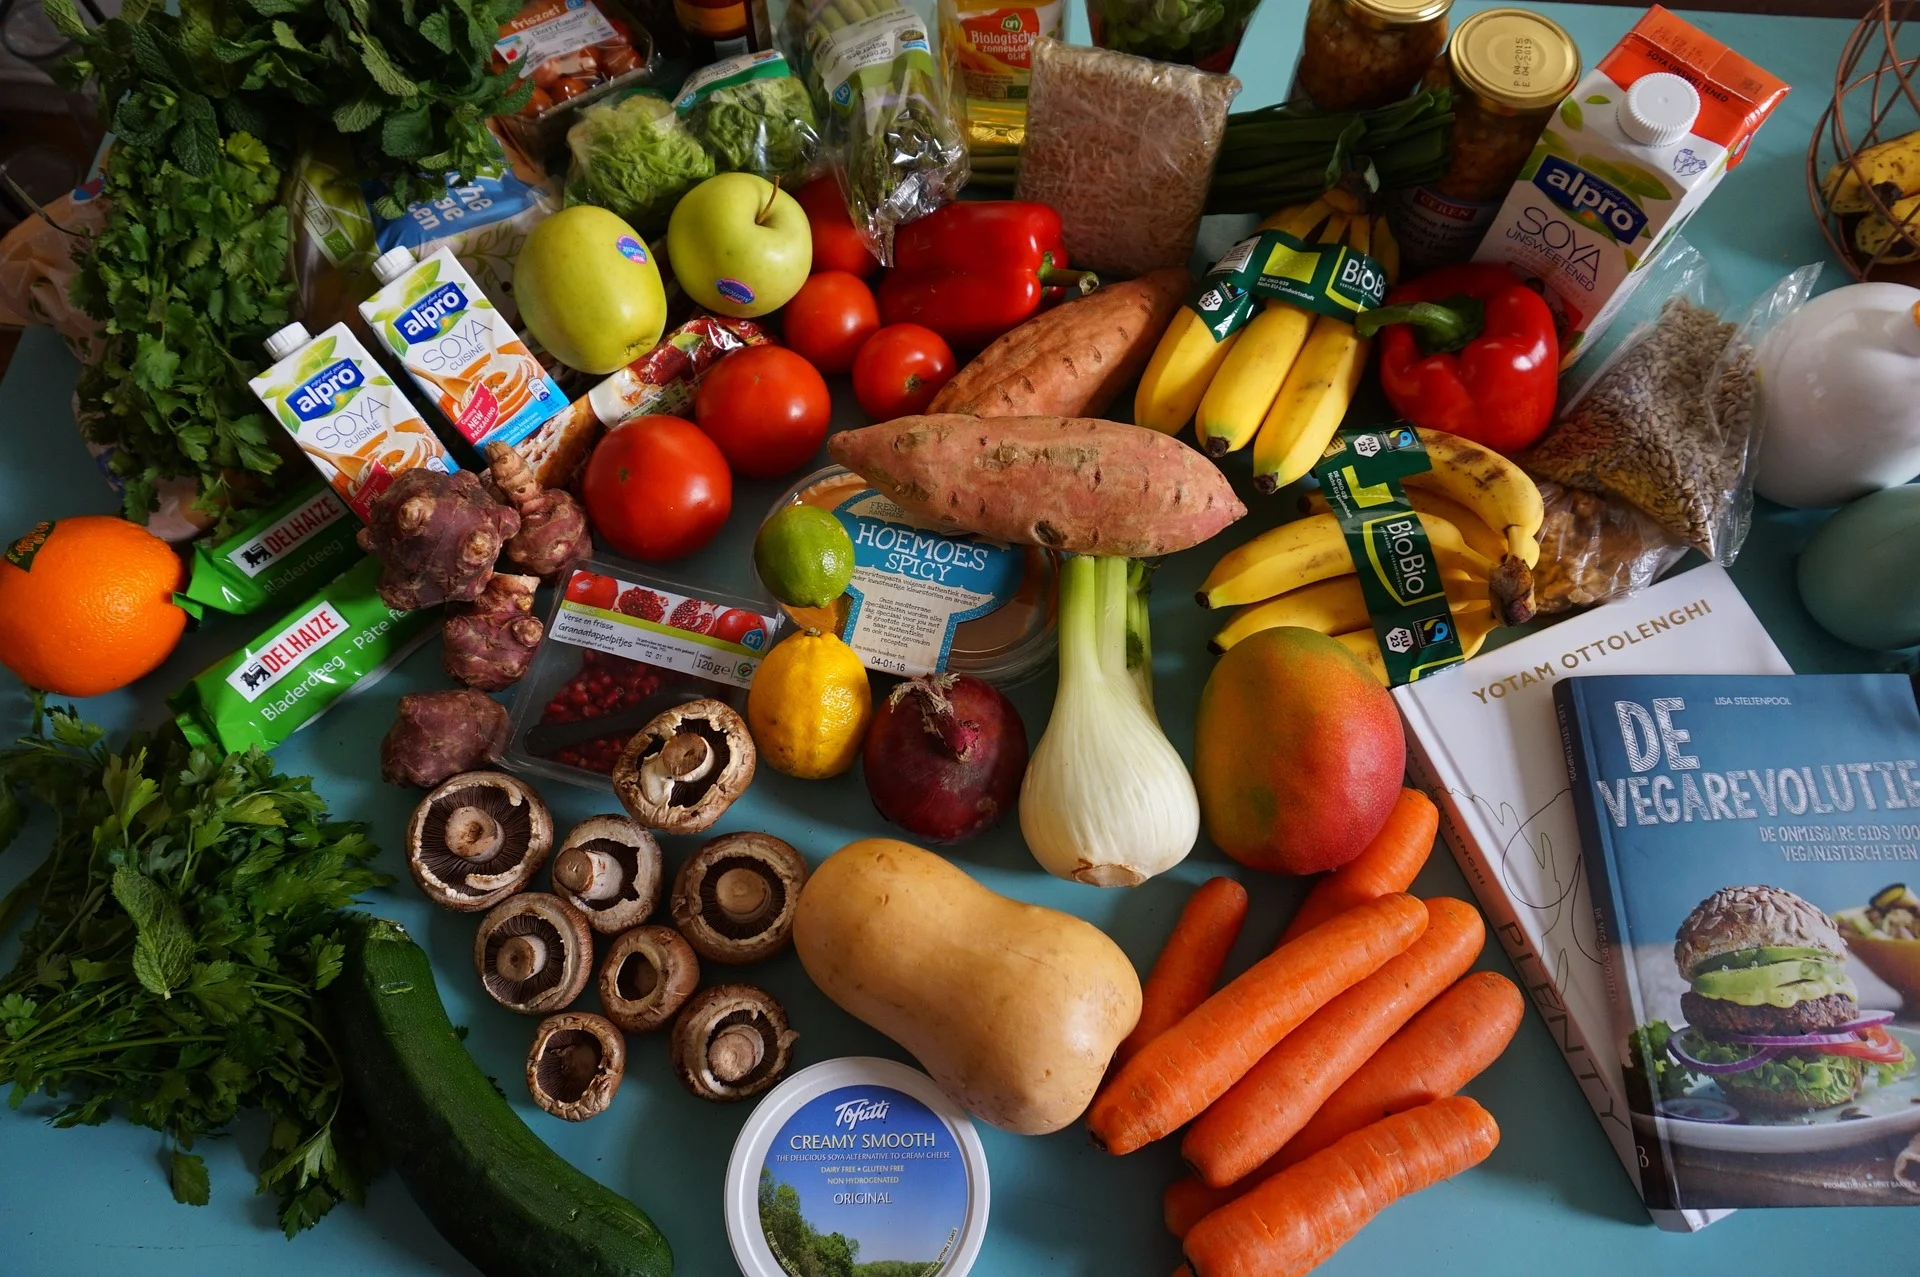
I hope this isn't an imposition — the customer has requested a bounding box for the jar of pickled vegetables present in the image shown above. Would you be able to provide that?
[1296,0,1451,113]
[1387,7,1579,270]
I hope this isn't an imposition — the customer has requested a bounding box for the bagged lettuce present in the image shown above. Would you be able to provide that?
[676,50,819,180]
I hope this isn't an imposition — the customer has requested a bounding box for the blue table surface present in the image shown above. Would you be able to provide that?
[4,2,1916,1273]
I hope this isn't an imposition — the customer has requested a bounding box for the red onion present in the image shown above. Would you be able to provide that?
[862,674,1028,844]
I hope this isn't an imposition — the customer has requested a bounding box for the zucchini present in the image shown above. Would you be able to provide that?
[330,915,674,1277]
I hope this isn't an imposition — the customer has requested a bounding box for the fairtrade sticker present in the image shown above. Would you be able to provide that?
[716,277,757,306]
[6,521,52,570]
[617,235,649,264]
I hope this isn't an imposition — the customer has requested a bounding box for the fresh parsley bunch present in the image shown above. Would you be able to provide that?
[0,701,389,1235]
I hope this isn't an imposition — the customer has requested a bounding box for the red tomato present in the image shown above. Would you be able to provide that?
[564,570,617,610]
[794,177,880,278]
[694,346,831,479]
[582,416,732,563]
[711,608,769,650]
[782,271,880,375]
[852,324,956,420]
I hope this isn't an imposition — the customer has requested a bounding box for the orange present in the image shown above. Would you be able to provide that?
[0,516,189,697]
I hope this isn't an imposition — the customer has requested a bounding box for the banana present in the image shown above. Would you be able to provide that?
[1300,486,1506,564]
[1407,428,1544,568]
[1855,192,1920,264]
[1823,129,1920,216]
[1249,213,1382,494]
[1133,199,1333,435]
[1197,509,1493,609]
[1210,571,1491,653]
[1332,608,1500,687]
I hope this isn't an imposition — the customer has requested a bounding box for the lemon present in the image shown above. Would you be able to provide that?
[747,628,871,779]
[754,506,855,609]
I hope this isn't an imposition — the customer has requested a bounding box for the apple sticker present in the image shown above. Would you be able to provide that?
[615,235,649,264]
[716,277,757,306]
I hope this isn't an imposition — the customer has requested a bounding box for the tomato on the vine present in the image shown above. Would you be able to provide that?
[852,323,956,420]
[795,177,880,278]
[582,416,732,563]
[783,271,880,375]
[564,571,617,610]
[694,345,831,479]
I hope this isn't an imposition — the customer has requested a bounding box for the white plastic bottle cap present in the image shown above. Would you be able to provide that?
[371,246,416,285]
[1619,72,1700,147]
[263,322,313,363]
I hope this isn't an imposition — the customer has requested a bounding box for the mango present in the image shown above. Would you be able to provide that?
[1193,626,1405,875]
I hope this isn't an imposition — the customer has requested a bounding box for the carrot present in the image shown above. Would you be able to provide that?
[1279,789,1437,943]
[1086,893,1427,1157]
[929,268,1190,420]
[1179,1096,1500,1277]
[1160,969,1522,1239]
[825,415,1247,558]
[1113,878,1250,1073]
[1182,897,1485,1187]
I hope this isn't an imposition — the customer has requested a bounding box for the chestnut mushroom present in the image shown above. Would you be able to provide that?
[597,925,700,1033]
[526,1011,625,1121]
[612,699,756,834]
[670,832,807,964]
[670,983,797,1102]
[406,771,554,912]
[550,815,663,935]
[473,892,592,1015]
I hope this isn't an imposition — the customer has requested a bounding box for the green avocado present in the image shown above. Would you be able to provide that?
[1689,945,1833,974]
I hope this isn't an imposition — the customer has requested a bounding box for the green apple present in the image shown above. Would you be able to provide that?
[666,173,812,319]
[514,205,666,375]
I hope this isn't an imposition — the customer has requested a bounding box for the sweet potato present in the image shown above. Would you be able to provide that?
[827,414,1246,556]
[930,268,1190,420]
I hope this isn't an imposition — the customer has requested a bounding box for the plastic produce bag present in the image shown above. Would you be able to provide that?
[1084,0,1263,71]
[1015,38,1237,276]
[783,0,969,264]
[1530,481,1688,615]
[1521,242,1820,565]
[566,92,715,232]
[491,0,660,158]
[676,50,820,181]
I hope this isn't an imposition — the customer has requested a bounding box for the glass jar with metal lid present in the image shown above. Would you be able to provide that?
[1388,7,1580,269]
[1296,0,1452,113]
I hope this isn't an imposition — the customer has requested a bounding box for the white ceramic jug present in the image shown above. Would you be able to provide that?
[1753,282,1920,508]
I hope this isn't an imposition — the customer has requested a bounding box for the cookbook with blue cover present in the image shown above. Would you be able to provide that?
[1557,673,1920,1209]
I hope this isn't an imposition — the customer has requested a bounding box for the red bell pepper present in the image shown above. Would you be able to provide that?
[876,201,1095,350]
[1355,264,1560,455]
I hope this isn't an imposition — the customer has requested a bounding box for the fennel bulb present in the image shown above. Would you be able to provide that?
[1019,555,1198,886]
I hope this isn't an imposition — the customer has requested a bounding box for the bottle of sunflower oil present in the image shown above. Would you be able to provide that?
[938,0,1061,188]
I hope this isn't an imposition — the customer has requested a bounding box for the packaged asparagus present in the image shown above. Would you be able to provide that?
[783,0,968,263]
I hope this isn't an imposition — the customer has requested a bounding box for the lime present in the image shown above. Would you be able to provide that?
[754,505,855,608]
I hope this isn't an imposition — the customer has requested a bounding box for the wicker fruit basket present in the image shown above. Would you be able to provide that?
[1809,0,1920,283]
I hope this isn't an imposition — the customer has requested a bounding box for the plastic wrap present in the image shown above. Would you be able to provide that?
[1014,38,1237,276]
[1530,481,1688,615]
[491,0,660,158]
[565,52,820,233]
[1521,242,1820,565]
[1083,0,1263,71]
[783,0,969,264]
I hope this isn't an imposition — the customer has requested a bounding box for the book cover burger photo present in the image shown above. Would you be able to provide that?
[1558,673,1920,1210]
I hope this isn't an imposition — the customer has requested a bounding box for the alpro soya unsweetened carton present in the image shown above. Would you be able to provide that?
[250,320,459,520]
[358,245,565,451]
[1473,7,1786,365]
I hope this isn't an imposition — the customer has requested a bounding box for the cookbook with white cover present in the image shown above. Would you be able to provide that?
[1393,564,1789,1232]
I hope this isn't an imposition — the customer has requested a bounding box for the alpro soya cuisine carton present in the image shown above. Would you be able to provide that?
[1473,6,1786,365]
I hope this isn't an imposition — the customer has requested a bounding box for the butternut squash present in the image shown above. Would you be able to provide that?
[794,838,1142,1135]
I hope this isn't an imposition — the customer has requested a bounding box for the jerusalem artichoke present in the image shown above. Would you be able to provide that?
[358,469,520,610]
[487,441,590,578]
[443,573,545,691]
[381,690,512,787]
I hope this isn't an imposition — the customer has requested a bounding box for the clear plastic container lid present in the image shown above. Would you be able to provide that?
[726,1057,990,1277]
[760,466,1057,685]
[503,557,788,791]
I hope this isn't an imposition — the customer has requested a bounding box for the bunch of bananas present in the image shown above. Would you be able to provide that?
[1134,187,1399,494]
[1195,429,1545,685]
[1823,129,1920,265]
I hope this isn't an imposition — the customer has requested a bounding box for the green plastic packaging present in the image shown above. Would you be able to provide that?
[171,555,438,753]
[177,480,361,617]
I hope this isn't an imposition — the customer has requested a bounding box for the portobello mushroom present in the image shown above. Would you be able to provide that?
[670,983,796,1102]
[474,893,592,1015]
[526,1011,625,1121]
[670,832,807,964]
[612,699,756,834]
[406,771,554,912]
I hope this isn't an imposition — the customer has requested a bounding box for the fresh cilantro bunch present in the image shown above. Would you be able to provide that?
[0,700,389,1235]
[71,132,296,533]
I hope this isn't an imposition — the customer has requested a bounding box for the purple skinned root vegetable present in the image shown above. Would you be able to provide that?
[862,674,1028,843]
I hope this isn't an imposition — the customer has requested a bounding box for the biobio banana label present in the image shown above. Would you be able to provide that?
[249,322,458,521]
[1312,425,1466,687]
[1473,8,1787,365]
[359,248,565,450]
[1185,229,1388,344]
